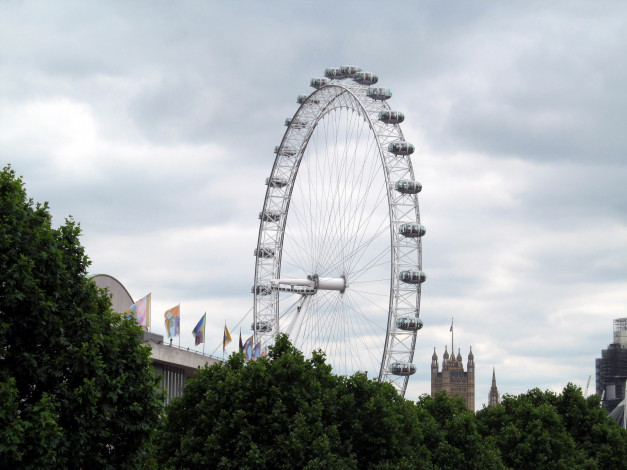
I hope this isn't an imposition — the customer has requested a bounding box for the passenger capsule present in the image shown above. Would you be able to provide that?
[395,180,422,194]
[388,141,415,156]
[366,87,392,100]
[396,316,424,331]
[378,110,404,124]
[353,71,378,85]
[265,176,289,188]
[259,211,281,222]
[274,145,297,156]
[325,67,343,79]
[251,320,273,332]
[399,270,427,284]
[297,94,319,105]
[254,247,275,258]
[285,117,308,129]
[390,362,416,376]
[399,223,426,238]
[339,65,361,78]
[251,285,272,296]
[310,77,330,89]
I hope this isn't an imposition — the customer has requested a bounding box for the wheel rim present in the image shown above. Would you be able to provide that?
[253,71,423,396]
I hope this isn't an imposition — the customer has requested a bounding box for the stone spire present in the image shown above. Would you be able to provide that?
[488,366,500,407]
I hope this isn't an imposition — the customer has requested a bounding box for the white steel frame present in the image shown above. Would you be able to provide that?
[252,73,423,396]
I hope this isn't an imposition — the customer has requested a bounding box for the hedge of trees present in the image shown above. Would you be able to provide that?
[158,334,627,470]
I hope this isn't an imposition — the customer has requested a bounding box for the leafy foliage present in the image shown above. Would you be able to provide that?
[0,166,163,469]
[158,334,430,469]
[158,331,627,470]
[476,384,627,470]
[416,392,505,469]
[158,335,506,469]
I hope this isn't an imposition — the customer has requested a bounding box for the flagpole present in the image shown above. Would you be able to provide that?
[203,312,206,356]
[451,317,454,354]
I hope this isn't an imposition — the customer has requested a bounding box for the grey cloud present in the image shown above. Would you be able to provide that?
[2,0,627,402]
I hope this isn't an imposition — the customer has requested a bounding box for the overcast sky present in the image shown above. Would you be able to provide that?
[2,1,626,407]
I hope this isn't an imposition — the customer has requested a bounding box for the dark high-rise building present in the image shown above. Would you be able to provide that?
[596,318,627,413]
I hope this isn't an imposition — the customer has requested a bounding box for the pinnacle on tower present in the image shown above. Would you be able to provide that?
[488,366,500,407]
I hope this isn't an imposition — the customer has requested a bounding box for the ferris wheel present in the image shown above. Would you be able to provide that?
[252,65,426,396]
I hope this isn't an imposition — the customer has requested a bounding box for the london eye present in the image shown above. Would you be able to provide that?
[252,65,425,395]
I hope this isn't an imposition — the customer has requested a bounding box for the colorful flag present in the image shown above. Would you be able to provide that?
[192,313,206,346]
[164,305,180,338]
[244,336,253,361]
[125,293,151,328]
[252,341,261,360]
[239,330,244,354]
[223,324,232,351]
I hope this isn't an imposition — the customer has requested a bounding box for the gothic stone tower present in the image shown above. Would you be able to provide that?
[488,367,500,407]
[431,346,475,411]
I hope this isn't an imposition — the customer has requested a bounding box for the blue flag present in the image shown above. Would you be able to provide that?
[192,313,206,346]
[244,336,253,361]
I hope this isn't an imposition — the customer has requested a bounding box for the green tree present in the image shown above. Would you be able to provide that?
[0,165,163,469]
[415,392,505,470]
[476,384,627,470]
[553,383,627,468]
[157,334,430,470]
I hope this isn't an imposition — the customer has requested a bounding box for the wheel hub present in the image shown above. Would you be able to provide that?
[272,274,346,295]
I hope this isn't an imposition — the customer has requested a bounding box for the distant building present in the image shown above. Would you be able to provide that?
[431,346,475,411]
[90,274,220,404]
[596,317,627,413]
[488,367,500,407]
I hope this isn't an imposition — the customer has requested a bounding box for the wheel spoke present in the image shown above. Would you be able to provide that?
[253,72,423,396]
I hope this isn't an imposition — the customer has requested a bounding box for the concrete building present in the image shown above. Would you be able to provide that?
[431,346,475,411]
[142,331,220,403]
[90,273,134,314]
[596,317,627,413]
[90,274,220,403]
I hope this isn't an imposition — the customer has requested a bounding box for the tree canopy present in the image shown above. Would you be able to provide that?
[158,334,429,469]
[415,392,504,469]
[158,334,508,470]
[0,165,163,469]
[158,333,627,470]
[476,384,627,469]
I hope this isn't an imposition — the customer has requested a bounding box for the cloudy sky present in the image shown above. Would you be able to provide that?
[2,1,626,407]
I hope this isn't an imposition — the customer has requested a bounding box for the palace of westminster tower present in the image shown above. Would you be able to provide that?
[431,345,476,411]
